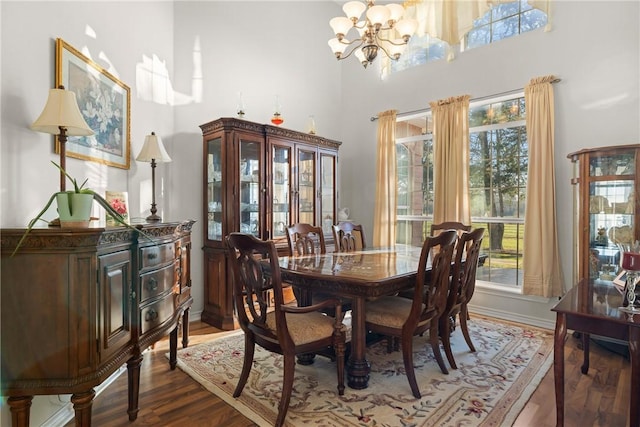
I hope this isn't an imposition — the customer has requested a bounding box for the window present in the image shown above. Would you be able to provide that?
[390,1,547,74]
[395,93,527,288]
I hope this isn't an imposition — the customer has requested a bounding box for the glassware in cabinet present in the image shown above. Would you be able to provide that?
[207,137,223,240]
[271,145,291,239]
[297,148,316,225]
[239,139,261,237]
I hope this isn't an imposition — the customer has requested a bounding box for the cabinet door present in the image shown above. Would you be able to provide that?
[319,150,338,235]
[206,137,223,241]
[297,146,317,226]
[97,249,132,364]
[587,149,637,280]
[270,142,293,240]
[238,135,263,237]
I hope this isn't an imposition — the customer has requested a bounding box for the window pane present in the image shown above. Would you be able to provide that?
[493,2,521,20]
[492,16,519,42]
[522,9,547,32]
[467,26,490,49]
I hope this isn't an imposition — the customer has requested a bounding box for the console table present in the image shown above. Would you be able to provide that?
[552,278,640,426]
[1,220,195,427]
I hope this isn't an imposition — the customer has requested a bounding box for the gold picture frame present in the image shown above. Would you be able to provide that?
[55,38,131,169]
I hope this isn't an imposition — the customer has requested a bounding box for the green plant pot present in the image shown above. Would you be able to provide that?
[56,192,94,228]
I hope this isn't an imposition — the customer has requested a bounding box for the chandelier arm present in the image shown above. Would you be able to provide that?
[376,43,396,60]
[375,34,407,46]
[337,40,365,61]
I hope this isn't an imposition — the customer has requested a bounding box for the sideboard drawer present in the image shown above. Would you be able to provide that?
[139,260,178,304]
[140,293,174,335]
[139,243,175,270]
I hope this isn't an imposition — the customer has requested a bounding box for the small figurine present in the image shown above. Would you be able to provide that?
[595,226,608,246]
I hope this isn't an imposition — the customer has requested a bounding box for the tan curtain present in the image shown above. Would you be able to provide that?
[373,110,398,247]
[523,75,564,297]
[430,95,471,226]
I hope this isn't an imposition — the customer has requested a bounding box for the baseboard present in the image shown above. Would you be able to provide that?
[469,304,556,331]
[41,363,128,426]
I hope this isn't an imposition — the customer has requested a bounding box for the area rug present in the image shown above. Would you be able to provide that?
[174,317,553,427]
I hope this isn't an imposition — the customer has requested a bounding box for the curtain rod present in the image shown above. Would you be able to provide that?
[370,78,562,121]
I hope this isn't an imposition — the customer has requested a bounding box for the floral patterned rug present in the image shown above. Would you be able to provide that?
[174,317,553,427]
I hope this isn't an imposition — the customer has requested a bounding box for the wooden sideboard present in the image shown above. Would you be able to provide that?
[0,220,195,427]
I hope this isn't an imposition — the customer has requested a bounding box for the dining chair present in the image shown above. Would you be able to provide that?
[364,230,457,398]
[226,233,346,427]
[332,222,366,252]
[431,221,471,237]
[439,227,485,369]
[286,223,351,315]
[286,223,326,256]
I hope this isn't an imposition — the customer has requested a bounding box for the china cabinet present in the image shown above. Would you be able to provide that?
[200,117,341,329]
[1,220,194,427]
[568,144,640,288]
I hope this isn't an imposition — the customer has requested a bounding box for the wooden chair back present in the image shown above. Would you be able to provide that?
[332,222,366,252]
[286,223,326,256]
[413,230,457,328]
[431,221,471,237]
[449,228,485,310]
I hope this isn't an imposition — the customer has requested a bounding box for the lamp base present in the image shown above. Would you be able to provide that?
[146,213,162,223]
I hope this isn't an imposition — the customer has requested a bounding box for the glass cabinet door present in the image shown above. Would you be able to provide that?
[588,151,636,280]
[239,139,261,237]
[207,137,223,240]
[271,145,291,239]
[297,148,316,225]
[320,152,336,234]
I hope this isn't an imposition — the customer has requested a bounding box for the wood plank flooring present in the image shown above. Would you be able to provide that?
[69,321,632,427]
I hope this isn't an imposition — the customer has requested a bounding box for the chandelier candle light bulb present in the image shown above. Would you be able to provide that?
[328,0,417,68]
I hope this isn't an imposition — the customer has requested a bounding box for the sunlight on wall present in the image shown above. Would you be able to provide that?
[135,36,203,105]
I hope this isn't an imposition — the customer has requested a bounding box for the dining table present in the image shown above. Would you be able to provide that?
[552,278,640,426]
[276,245,425,390]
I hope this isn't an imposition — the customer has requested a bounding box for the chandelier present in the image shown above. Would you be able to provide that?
[328,1,418,68]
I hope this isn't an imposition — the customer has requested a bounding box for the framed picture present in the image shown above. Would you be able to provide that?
[105,191,129,226]
[55,38,131,169]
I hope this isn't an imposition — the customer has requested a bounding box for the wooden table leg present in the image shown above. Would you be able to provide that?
[581,332,590,374]
[346,296,371,389]
[170,325,179,370]
[554,312,567,427]
[182,307,190,348]
[71,389,95,426]
[7,395,32,427]
[629,326,640,427]
[127,354,143,421]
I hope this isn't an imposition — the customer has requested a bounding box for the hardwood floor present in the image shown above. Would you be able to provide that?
[72,321,631,427]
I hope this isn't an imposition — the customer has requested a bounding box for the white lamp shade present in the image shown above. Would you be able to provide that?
[330,16,352,37]
[343,1,366,21]
[31,88,94,136]
[136,132,172,163]
[367,5,390,26]
[386,3,405,23]
[395,18,418,38]
[328,38,347,55]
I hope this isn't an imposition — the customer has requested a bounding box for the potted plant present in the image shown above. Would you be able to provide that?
[11,161,152,256]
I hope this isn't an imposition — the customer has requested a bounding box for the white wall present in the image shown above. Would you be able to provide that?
[337,0,640,326]
[1,0,639,424]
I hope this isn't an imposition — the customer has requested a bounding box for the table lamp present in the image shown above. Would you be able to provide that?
[31,86,94,191]
[620,251,640,313]
[136,132,172,222]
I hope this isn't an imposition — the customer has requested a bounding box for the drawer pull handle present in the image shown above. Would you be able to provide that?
[145,309,158,322]
[146,278,158,291]
[148,252,158,260]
